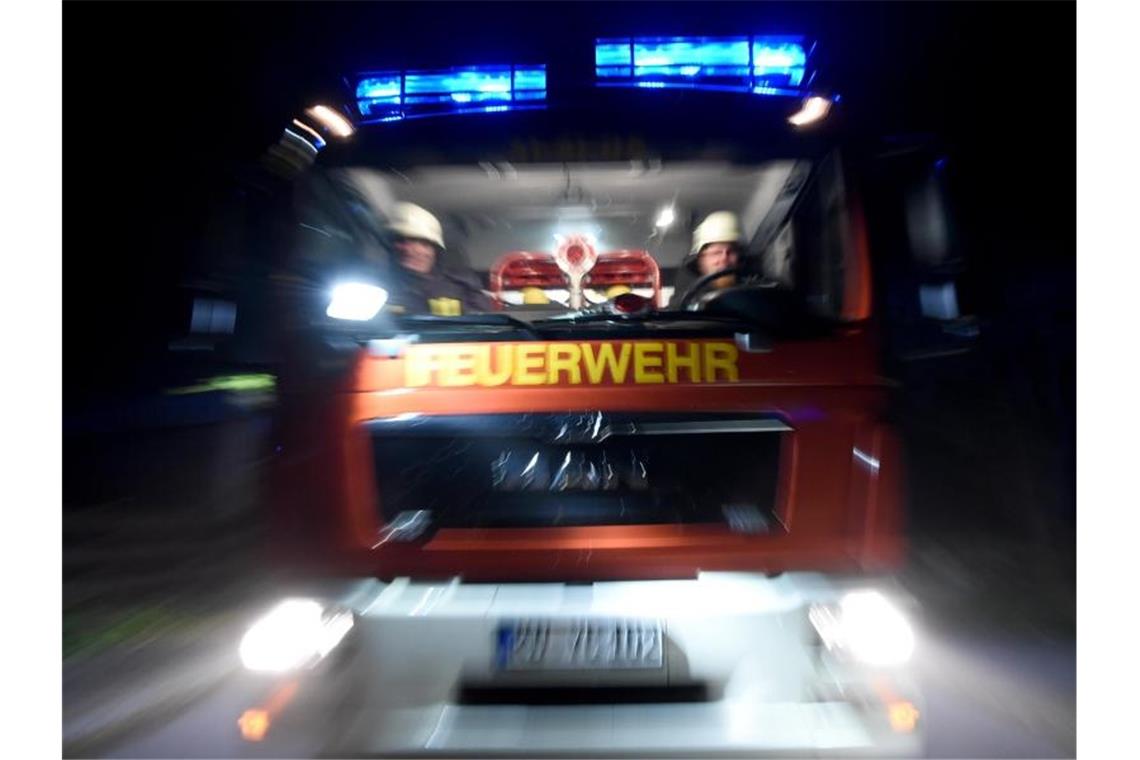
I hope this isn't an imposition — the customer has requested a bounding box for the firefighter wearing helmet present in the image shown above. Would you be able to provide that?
[668,211,745,308]
[386,202,492,315]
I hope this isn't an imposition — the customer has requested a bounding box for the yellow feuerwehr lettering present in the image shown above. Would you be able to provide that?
[404,340,740,387]
[439,346,477,386]
[512,344,547,385]
[582,343,632,384]
[666,342,702,383]
[547,343,583,384]
[474,344,513,386]
[703,342,740,383]
[633,342,665,384]
[405,346,444,387]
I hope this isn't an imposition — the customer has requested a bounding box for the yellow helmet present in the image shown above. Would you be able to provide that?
[388,202,445,250]
[521,287,551,305]
[605,285,632,300]
[689,210,743,256]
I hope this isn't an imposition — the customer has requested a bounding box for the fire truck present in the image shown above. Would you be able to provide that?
[226,35,969,756]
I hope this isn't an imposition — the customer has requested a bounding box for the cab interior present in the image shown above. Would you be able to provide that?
[321,155,857,318]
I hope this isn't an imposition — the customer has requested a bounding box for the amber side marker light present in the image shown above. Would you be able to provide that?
[237,680,300,742]
[887,701,921,733]
[238,709,270,742]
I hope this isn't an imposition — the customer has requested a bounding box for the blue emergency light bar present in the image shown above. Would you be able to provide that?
[353,65,547,123]
[595,36,812,96]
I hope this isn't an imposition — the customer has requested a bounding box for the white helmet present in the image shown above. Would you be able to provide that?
[690,211,744,256]
[388,202,445,250]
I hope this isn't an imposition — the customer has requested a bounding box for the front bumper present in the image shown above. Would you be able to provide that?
[242,572,923,757]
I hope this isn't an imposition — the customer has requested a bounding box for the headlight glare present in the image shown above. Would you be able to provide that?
[326,282,388,321]
[810,590,915,667]
[239,598,354,673]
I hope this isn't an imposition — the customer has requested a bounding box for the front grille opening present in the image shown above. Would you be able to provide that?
[457,683,711,705]
[369,413,785,531]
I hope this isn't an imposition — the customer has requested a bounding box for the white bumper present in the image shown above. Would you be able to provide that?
[258,572,923,757]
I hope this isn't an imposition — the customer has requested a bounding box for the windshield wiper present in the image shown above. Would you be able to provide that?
[534,310,757,327]
[392,313,544,339]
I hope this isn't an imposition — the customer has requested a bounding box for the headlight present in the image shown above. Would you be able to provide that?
[326,282,388,321]
[239,599,354,673]
[810,590,915,667]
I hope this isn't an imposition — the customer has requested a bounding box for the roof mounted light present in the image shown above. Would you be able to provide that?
[353,64,547,124]
[787,95,833,127]
[305,105,355,138]
[595,35,812,96]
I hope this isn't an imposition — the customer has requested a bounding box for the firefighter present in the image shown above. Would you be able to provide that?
[668,211,745,308]
[386,202,492,315]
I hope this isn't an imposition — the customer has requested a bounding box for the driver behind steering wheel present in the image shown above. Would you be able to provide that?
[668,211,744,309]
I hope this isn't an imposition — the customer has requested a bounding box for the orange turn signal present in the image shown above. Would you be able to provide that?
[238,709,270,742]
[887,701,920,733]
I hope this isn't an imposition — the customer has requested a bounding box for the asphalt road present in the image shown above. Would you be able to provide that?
[99,627,1074,759]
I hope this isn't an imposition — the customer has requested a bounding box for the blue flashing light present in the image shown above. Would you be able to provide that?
[753,44,805,69]
[406,91,519,105]
[596,40,633,67]
[404,68,512,97]
[751,85,804,97]
[353,64,547,124]
[633,38,751,67]
[595,35,812,99]
[634,64,749,78]
[513,67,547,91]
[366,103,544,125]
[596,66,633,78]
[599,80,750,94]
[356,75,401,100]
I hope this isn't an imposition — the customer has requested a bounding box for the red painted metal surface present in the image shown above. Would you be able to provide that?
[272,327,906,582]
[271,190,903,582]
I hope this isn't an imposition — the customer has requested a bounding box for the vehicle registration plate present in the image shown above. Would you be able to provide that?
[495,618,663,671]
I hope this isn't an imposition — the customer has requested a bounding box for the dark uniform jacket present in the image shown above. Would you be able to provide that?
[387,264,494,315]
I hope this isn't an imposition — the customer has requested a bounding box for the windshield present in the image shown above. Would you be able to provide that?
[293,110,860,331]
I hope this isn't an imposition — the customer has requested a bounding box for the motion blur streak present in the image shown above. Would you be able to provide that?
[888,701,921,733]
[237,709,268,742]
[306,105,355,137]
[787,95,832,126]
[283,128,318,154]
[237,679,298,742]
[290,118,326,148]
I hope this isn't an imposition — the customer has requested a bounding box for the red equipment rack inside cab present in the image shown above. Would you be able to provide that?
[489,249,662,308]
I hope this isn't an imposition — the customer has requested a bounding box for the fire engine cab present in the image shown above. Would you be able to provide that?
[227,35,957,756]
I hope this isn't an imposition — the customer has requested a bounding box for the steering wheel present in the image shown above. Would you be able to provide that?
[676,266,745,310]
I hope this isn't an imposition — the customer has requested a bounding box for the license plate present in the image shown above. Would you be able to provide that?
[495,618,663,671]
